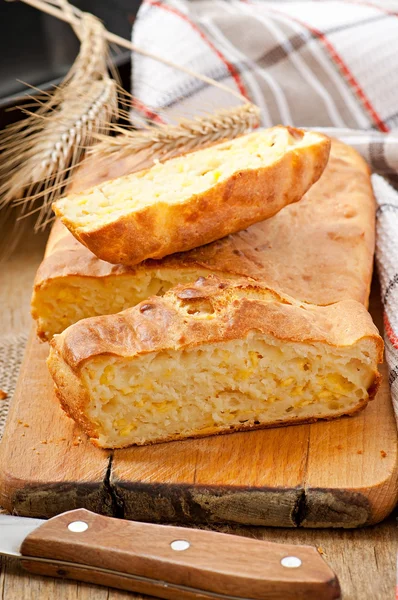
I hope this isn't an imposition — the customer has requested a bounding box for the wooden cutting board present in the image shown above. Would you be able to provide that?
[0,277,397,528]
[0,152,397,528]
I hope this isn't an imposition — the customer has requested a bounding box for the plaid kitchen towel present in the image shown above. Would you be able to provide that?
[131,0,398,421]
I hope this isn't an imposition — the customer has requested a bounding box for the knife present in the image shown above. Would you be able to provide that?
[0,508,340,599]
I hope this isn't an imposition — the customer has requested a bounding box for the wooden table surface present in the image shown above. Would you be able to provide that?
[0,225,397,600]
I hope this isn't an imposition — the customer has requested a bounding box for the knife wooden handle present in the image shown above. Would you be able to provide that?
[20,509,340,600]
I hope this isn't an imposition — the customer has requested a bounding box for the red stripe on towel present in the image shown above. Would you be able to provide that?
[146,0,249,99]
[132,98,165,124]
[384,313,398,350]
[264,4,390,132]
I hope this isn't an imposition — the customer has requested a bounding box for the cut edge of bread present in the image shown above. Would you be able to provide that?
[57,384,374,449]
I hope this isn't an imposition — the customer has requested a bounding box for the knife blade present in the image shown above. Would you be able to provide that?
[0,508,341,599]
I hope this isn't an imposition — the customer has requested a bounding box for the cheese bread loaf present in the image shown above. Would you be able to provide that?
[33,139,375,340]
[53,127,330,265]
[48,277,383,449]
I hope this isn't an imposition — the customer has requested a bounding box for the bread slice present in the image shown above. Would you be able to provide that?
[48,277,383,449]
[33,139,375,340]
[53,127,330,265]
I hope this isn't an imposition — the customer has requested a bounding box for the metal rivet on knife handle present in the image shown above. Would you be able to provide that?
[68,521,89,533]
[170,540,190,551]
[280,556,302,568]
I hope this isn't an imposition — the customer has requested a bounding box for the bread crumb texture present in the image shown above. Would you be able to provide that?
[55,128,325,229]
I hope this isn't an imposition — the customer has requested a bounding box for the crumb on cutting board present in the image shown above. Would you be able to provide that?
[0,389,7,400]
[380,450,387,458]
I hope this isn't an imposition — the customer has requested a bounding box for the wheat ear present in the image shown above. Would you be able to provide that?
[0,12,118,232]
[91,103,261,163]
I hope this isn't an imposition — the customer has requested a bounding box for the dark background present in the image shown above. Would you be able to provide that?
[0,0,142,126]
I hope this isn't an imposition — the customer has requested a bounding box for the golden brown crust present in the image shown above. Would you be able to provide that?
[50,276,383,371]
[33,139,375,339]
[55,386,99,440]
[53,127,331,265]
[51,353,97,439]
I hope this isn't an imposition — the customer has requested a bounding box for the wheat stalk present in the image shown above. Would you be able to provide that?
[60,13,111,88]
[17,0,248,103]
[91,103,261,163]
[10,80,118,229]
[0,11,118,234]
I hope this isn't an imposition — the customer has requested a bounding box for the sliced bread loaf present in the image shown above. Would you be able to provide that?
[34,139,373,340]
[53,127,330,265]
[48,277,383,449]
